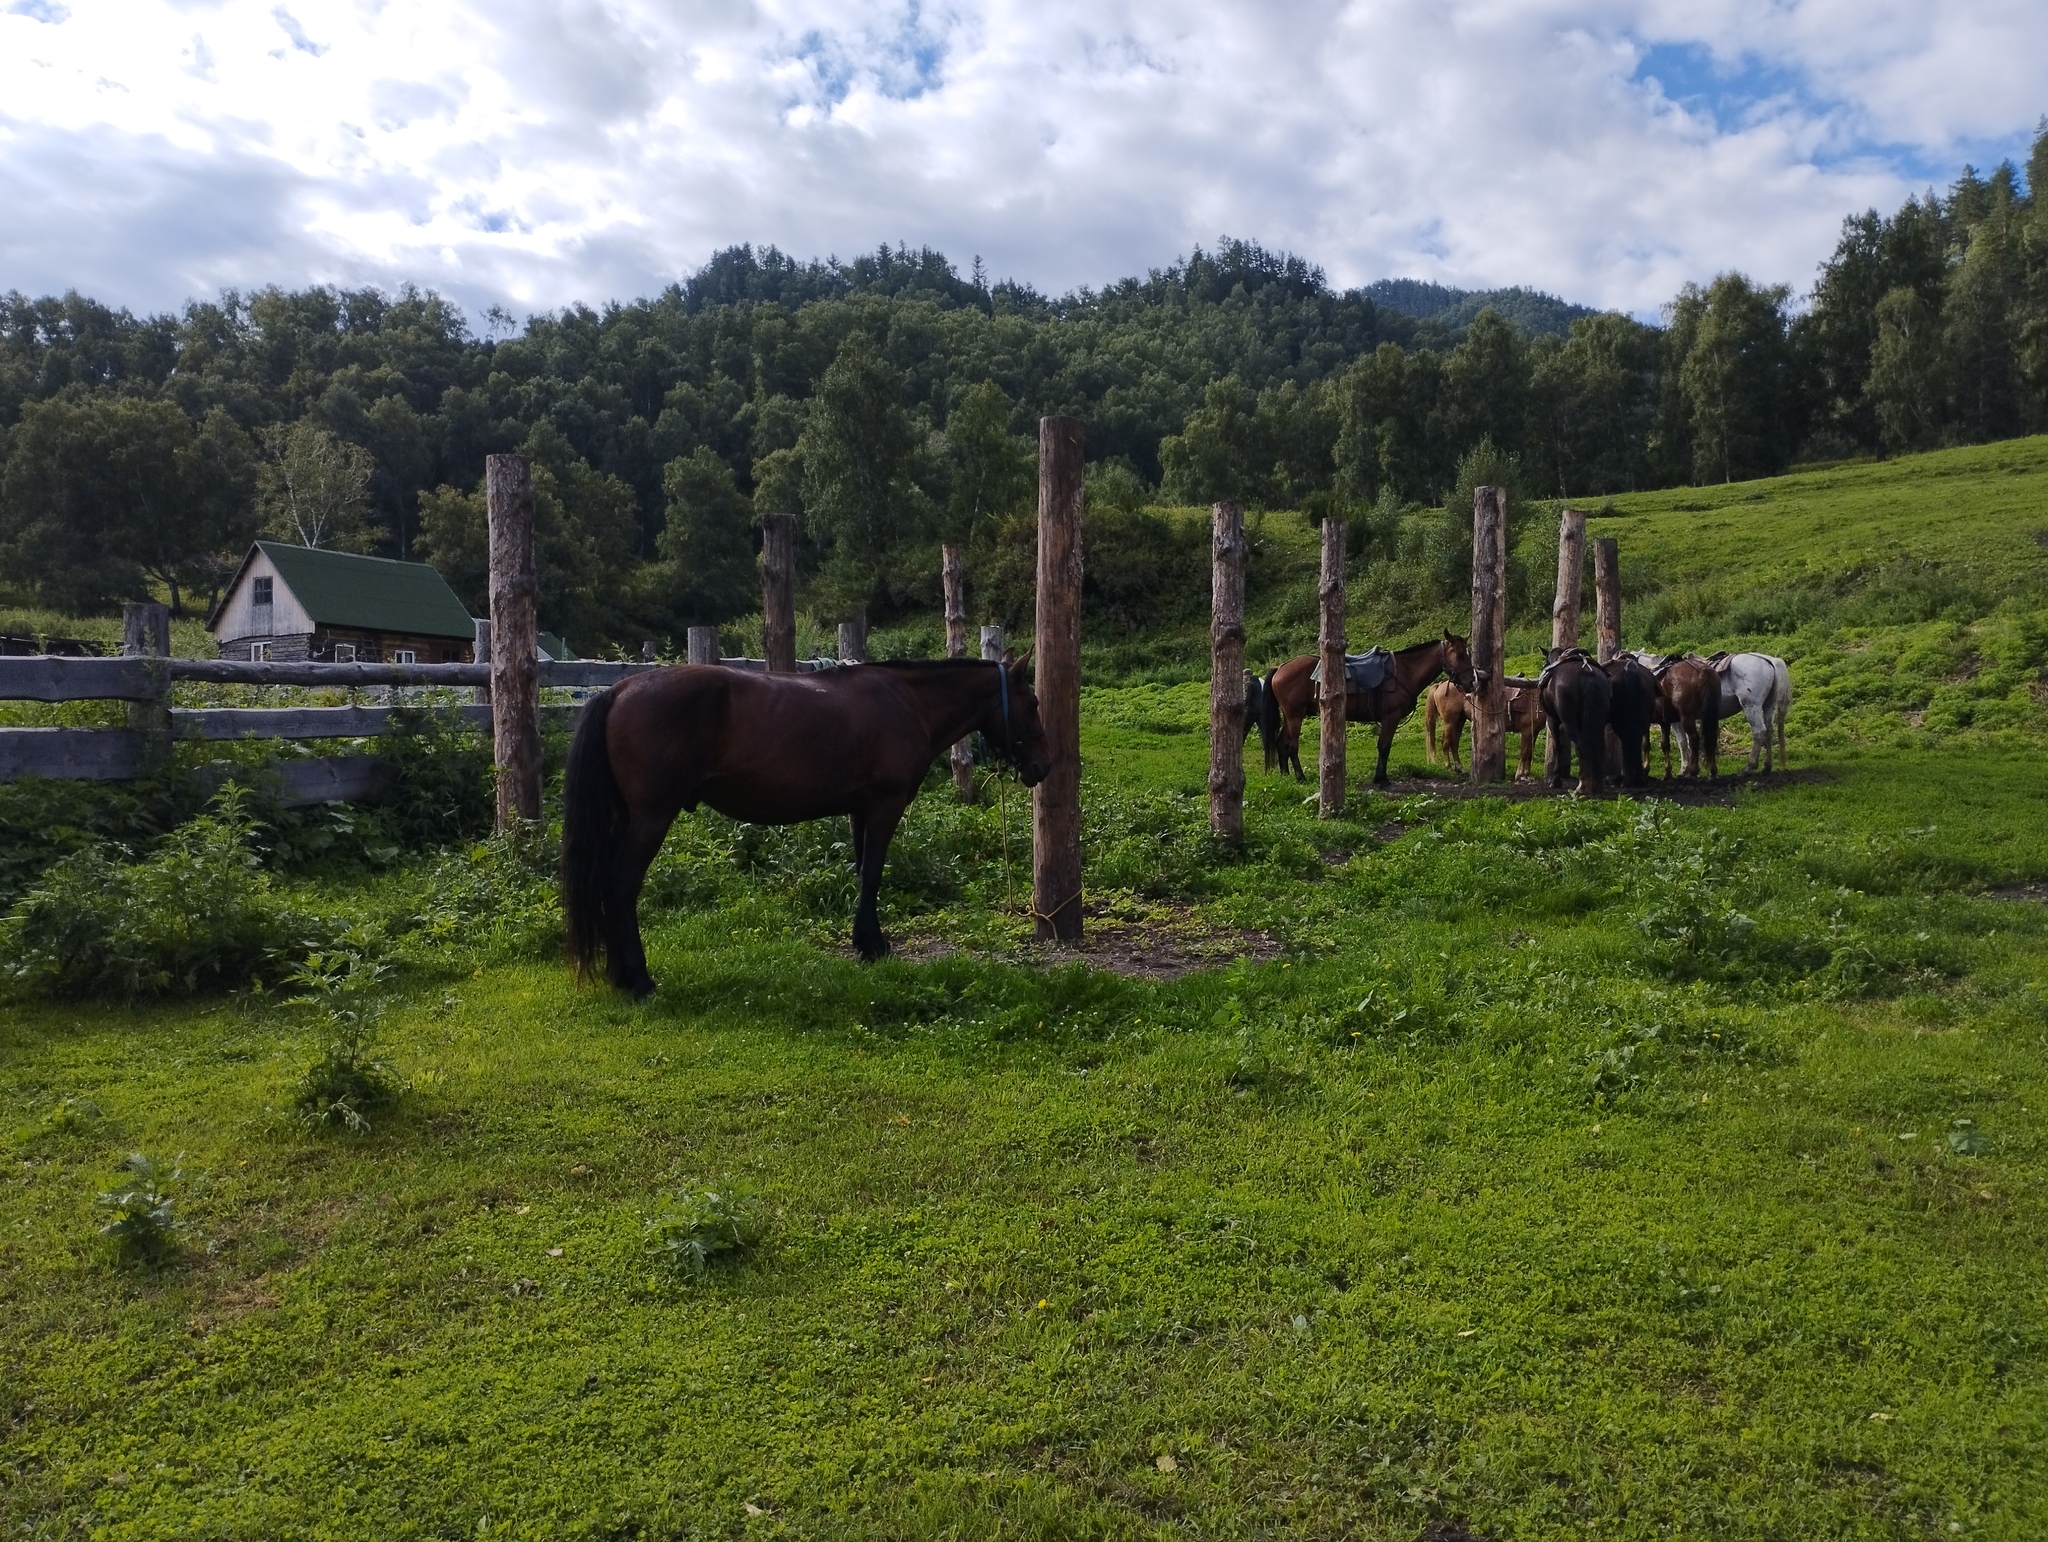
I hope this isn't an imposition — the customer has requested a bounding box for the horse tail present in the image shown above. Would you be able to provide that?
[560,687,626,982]
[1257,669,1282,769]
[1578,679,1607,785]
[1423,688,1441,764]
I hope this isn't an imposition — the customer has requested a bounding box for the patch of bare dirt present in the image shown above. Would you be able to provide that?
[1988,882,2048,904]
[893,901,1286,981]
[1359,767,1827,805]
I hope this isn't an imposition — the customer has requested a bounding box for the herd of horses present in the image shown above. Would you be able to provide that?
[1246,635,1792,794]
[560,635,1792,993]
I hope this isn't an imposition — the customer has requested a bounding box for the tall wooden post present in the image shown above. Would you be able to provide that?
[981,625,1005,661]
[487,453,542,828]
[686,626,718,666]
[1032,415,1084,943]
[944,544,975,801]
[122,601,171,769]
[838,609,867,663]
[760,513,798,673]
[1209,501,1247,843]
[1594,536,1621,663]
[1552,508,1586,651]
[1317,516,1347,818]
[1469,486,1508,784]
[1546,508,1586,779]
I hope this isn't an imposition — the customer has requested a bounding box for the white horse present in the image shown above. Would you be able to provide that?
[1712,653,1791,772]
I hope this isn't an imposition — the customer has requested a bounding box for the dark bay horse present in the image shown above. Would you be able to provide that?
[562,658,1050,995]
[1266,633,1476,786]
[1540,649,1611,793]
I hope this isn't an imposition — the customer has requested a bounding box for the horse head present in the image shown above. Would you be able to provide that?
[1440,631,1478,691]
[995,653,1053,786]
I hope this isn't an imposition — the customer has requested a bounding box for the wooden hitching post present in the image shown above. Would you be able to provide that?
[1547,507,1586,778]
[1317,516,1347,818]
[944,543,975,801]
[838,609,867,664]
[981,625,1005,661]
[1469,486,1508,784]
[487,453,542,828]
[760,513,798,673]
[1032,415,1084,943]
[686,627,718,666]
[122,601,171,768]
[1208,501,1247,843]
[1594,536,1621,663]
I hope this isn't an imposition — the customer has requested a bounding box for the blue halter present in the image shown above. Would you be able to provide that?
[994,660,1012,762]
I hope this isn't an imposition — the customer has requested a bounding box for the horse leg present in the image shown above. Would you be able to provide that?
[850,801,908,962]
[1660,723,1673,780]
[1374,718,1395,786]
[605,808,674,997]
[849,813,868,870]
[1424,694,1440,765]
[1447,711,1465,775]
[1546,713,1569,788]
[1744,700,1768,773]
[1284,709,1307,781]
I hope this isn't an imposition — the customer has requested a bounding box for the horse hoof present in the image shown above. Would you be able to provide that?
[621,976,657,1000]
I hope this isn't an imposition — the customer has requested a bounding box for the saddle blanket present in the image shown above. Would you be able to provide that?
[1310,646,1394,692]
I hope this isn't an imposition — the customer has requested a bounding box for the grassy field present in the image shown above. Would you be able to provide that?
[4,442,2048,1539]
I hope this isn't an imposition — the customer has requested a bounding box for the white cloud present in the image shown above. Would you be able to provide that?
[0,0,2039,320]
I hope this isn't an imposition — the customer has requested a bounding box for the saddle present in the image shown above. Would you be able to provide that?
[1535,647,1596,689]
[1310,646,1394,693]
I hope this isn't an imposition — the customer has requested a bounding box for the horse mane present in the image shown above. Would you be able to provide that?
[862,658,1004,671]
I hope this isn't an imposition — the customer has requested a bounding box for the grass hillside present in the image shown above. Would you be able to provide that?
[2,437,2047,1538]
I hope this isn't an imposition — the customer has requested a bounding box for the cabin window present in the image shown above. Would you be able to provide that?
[249,642,271,662]
[252,576,272,605]
[332,643,357,663]
[393,648,417,665]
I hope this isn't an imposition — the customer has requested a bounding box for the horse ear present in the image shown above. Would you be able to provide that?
[1010,646,1034,675]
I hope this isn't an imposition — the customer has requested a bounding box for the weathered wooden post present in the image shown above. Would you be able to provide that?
[837,609,867,664]
[760,513,798,673]
[472,620,492,705]
[686,627,718,666]
[1594,536,1621,663]
[1209,501,1247,843]
[1469,486,1508,784]
[1547,507,1586,778]
[944,544,975,801]
[487,453,542,828]
[122,601,171,768]
[1032,415,1084,943]
[981,625,1005,661]
[1317,516,1347,818]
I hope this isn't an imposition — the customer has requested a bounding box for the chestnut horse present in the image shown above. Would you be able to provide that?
[1266,633,1475,785]
[561,658,1050,995]
[1425,675,1545,778]
[1630,651,1723,778]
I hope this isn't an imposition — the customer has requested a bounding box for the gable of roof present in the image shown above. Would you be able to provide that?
[212,542,477,640]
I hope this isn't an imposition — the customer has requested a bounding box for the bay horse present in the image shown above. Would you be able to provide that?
[562,658,1050,995]
[1602,654,1661,789]
[1266,633,1476,786]
[1630,651,1722,778]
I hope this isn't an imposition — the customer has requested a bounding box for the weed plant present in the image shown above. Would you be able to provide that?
[644,1183,770,1278]
[286,951,405,1133]
[93,1152,182,1268]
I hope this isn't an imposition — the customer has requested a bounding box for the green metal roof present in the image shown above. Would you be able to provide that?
[253,542,476,640]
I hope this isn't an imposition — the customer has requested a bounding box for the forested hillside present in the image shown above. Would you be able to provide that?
[2,129,2044,653]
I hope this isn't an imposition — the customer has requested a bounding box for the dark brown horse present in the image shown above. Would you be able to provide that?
[561,658,1050,995]
[1266,633,1476,786]
[1540,649,1611,793]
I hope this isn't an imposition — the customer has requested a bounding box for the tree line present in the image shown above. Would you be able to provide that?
[1,126,2043,649]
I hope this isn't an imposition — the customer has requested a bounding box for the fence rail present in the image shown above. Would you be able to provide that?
[0,645,842,800]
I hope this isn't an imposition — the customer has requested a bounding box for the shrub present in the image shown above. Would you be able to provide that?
[396,828,560,961]
[95,1152,183,1268]
[287,951,406,1133]
[1,786,325,999]
[645,1184,769,1278]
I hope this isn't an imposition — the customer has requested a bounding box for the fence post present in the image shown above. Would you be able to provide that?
[1547,507,1585,779]
[1317,516,1347,818]
[686,627,718,666]
[981,625,1005,661]
[1209,501,1247,844]
[122,601,171,768]
[1470,486,1508,784]
[944,544,975,801]
[472,620,493,706]
[1032,415,1084,943]
[760,513,798,673]
[1594,536,1621,663]
[487,453,542,828]
[837,609,867,664]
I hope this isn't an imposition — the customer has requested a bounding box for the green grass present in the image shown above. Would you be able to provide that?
[4,439,2048,1538]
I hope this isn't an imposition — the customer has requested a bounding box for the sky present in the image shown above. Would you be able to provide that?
[1,0,2041,324]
